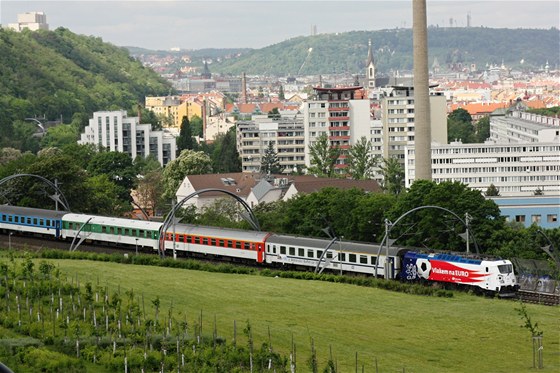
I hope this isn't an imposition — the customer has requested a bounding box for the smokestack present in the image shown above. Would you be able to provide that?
[241,72,247,104]
[413,0,432,181]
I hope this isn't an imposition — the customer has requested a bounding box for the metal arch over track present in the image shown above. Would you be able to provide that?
[375,205,479,278]
[0,174,71,212]
[158,188,260,258]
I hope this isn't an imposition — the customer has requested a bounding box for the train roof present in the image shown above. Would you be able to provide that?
[63,213,163,231]
[267,233,406,257]
[171,224,270,242]
[0,205,68,219]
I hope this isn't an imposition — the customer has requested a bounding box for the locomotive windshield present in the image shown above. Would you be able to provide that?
[498,264,513,274]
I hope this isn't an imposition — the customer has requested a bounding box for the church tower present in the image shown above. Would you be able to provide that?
[366,39,376,90]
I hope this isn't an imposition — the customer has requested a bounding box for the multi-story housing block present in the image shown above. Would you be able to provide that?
[405,109,560,197]
[379,86,447,163]
[237,114,305,174]
[79,110,177,166]
[490,110,560,143]
[304,86,370,172]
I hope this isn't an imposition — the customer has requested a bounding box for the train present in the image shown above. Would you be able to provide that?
[0,205,519,295]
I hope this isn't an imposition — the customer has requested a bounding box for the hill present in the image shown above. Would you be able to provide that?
[0,27,172,148]
[207,27,559,76]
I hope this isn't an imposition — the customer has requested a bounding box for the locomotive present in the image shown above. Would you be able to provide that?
[0,205,519,295]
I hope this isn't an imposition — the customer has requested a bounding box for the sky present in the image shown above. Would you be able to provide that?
[1,0,559,50]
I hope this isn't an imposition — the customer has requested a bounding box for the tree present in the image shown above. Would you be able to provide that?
[386,180,505,253]
[378,157,404,195]
[485,183,500,196]
[211,126,241,173]
[534,188,544,196]
[447,108,476,143]
[87,151,137,202]
[307,133,341,177]
[474,116,490,143]
[135,169,165,217]
[40,124,79,149]
[260,142,282,175]
[177,116,195,151]
[162,149,212,199]
[346,136,377,180]
[190,115,203,137]
[267,108,281,120]
[278,85,285,100]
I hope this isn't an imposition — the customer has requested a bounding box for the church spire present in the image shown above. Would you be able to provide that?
[366,39,375,89]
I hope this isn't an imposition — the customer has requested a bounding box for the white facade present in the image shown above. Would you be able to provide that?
[405,141,560,196]
[79,110,177,166]
[8,12,49,31]
[237,114,305,173]
[490,110,560,143]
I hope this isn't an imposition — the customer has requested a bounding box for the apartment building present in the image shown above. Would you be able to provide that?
[237,114,305,174]
[145,96,203,129]
[303,86,370,172]
[79,110,177,166]
[490,110,560,143]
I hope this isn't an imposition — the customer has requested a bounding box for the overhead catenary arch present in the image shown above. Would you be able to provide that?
[158,188,260,258]
[0,174,71,211]
[375,205,479,278]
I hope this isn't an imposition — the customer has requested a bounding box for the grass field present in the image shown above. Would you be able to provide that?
[31,258,559,373]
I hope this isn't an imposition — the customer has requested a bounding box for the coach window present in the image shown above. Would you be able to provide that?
[235,241,242,249]
[39,219,44,226]
[271,245,276,254]
[280,246,286,255]
[339,253,346,262]
[14,216,19,223]
[244,242,251,250]
[316,250,323,258]
[102,226,107,233]
[109,227,114,234]
[371,257,377,265]
[326,251,333,259]
[210,238,216,246]
[360,255,368,264]
[194,237,200,244]
[307,249,314,258]
[8,216,12,222]
[1,214,5,221]
[349,254,356,263]
[298,248,305,257]
[289,247,295,255]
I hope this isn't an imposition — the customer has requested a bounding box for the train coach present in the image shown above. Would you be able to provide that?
[61,213,162,251]
[0,205,66,238]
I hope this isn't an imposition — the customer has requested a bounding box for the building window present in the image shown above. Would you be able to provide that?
[531,215,541,223]
[515,215,526,223]
[547,214,558,223]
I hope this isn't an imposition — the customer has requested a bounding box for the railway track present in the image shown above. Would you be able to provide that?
[517,290,560,306]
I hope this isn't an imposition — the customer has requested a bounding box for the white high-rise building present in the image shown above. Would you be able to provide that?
[79,110,177,167]
[8,12,49,31]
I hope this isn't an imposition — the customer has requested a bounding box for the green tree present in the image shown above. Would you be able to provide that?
[84,174,126,215]
[162,149,212,199]
[211,126,241,173]
[387,180,505,252]
[87,151,137,202]
[40,123,79,149]
[177,116,195,151]
[308,133,341,177]
[447,108,476,143]
[267,108,281,120]
[190,115,203,137]
[378,157,404,195]
[260,142,282,175]
[485,183,500,196]
[474,116,490,143]
[346,136,377,180]
[135,168,165,217]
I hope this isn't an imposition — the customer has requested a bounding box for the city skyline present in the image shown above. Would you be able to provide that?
[1,1,559,50]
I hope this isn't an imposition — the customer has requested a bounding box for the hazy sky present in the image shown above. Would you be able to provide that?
[1,1,558,50]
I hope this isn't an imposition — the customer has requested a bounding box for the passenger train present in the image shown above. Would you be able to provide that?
[0,205,519,295]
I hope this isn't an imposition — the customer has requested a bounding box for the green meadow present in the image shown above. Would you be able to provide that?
[38,259,559,373]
